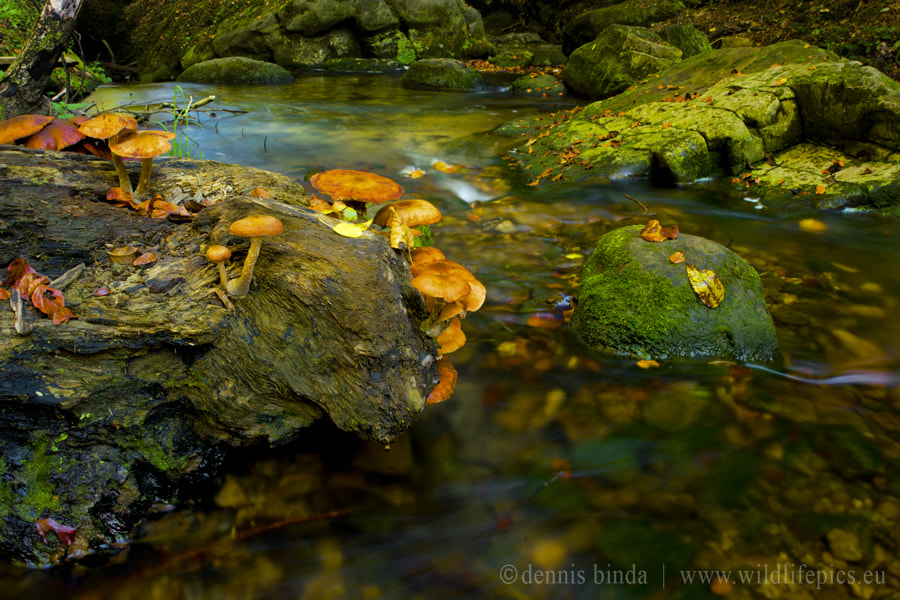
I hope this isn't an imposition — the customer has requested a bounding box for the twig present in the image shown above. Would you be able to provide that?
[624,194,649,213]
[50,263,85,291]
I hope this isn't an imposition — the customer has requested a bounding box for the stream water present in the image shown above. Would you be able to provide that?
[4,74,900,599]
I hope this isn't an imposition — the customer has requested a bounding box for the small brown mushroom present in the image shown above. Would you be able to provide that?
[225,215,284,296]
[109,130,175,202]
[373,199,441,228]
[205,245,232,289]
[23,118,85,150]
[78,113,138,195]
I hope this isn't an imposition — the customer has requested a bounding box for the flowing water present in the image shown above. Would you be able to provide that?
[4,74,900,599]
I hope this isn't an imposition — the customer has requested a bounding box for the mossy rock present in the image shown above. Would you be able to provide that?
[401,58,487,91]
[562,0,685,56]
[563,25,682,100]
[657,24,713,59]
[571,225,780,362]
[511,73,566,97]
[177,57,293,84]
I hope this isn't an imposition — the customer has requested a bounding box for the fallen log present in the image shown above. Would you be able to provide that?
[0,146,438,565]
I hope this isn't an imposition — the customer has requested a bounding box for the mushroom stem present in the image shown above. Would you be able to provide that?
[216,263,229,289]
[226,236,264,297]
[111,152,133,196]
[134,157,155,200]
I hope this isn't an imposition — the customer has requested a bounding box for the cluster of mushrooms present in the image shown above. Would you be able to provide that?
[0,113,175,204]
[308,169,486,405]
[205,214,284,299]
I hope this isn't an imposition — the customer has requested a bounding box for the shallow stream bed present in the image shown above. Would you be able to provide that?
[3,73,900,599]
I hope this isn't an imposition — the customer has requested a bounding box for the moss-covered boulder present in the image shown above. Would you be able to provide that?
[571,225,780,362]
[177,57,294,83]
[561,0,685,56]
[563,25,682,100]
[512,73,566,97]
[401,58,487,90]
[657,24,713,59]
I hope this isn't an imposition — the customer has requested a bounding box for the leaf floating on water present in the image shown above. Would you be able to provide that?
[686,263,725,308]
[798,218,828,233]
[815,184,827,195]
[433,160,460,173]
[669,250,686,264]
[322,217,374,238]
[639,219,679,242]
[636,359,660,369]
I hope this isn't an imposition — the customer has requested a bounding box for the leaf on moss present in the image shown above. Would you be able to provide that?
[686,263,725,308]
[669,250,686,264]
[639,219,679,242]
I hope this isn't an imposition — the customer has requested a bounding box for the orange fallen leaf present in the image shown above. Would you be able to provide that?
[798,218,827,233]
[526,313,564,330]
[815,184,827,195]
[132,252,158,266]
[639,220,679,242]
[637,359,660,369]
[249,187,271,198]
[669,251,686,264]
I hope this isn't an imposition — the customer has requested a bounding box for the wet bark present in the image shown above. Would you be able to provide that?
[0,146,438,565]
[0,0,87,119]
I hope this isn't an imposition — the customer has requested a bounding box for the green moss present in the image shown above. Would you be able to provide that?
[574,227,687,357]
[18,442,64,521]
[396,33,419,66]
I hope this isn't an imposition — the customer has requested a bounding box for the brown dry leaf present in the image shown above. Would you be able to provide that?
[307,195,334,214]
[249,187,271,198]
[686,263,725,308]
[669,251,686,264]
[639,220,679,242]
[389,213,415,250]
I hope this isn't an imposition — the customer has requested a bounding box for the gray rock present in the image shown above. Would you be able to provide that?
[570,225,780,361]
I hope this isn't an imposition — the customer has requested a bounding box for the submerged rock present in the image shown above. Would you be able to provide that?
[570,225,780,362]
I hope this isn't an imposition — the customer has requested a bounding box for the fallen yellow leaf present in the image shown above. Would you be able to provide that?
[637,359,660,369]
[321,217,374,238]
[798,218,828,233]
[686,263,725,308]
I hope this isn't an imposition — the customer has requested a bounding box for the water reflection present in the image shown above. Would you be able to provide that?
[3,74,899,599]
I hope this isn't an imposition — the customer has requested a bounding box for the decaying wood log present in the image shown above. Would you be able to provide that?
[0,146,438,566]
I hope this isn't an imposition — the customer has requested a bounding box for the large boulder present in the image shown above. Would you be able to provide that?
[571,225,780,362]
[0,146,439,565]
[561,0,684,56]
[177,56,294,83]
[563,25,682,100]
[657,24,712,59]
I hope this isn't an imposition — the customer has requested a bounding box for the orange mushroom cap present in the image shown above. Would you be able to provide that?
[310,169,403,205]
[413,259,485,320]
[229,215,284,238]
[23,118,86,150]
[426,356,458,405]
[109,131,173,159]
[373,199,441,228]
[0,114,55,145]
[411,263,472,306]
[409,246,446,266]
[77,113,138,140]
[205,245,232,263]
[436,317,466,354]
